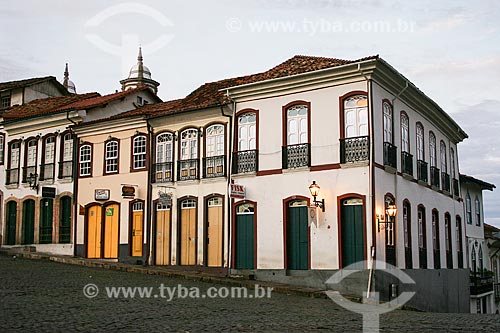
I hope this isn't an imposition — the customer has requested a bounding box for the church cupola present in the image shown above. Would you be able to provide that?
[120,47,160,95]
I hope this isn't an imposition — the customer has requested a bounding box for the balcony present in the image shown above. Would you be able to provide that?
[441,172,451,193]
[282,143,310,169]
[340,136,369,164]
[5,169,19,185]
[430,166,440,188]
[203,155,226,178]
[457,251,463,268]
[177,159,199,181]
[433,249,441,269]
[232,150,258,174]
[22,166,36,183]
[383,142,397,168]
[446,250,453,269]
[419,248,427,268]
[153,162,173,183]
[401,151,413,176]
[58,161,73,179]
[417,160,428,183]
[470,272,494,296]
[39,163,55,181]
[453,178,460,196]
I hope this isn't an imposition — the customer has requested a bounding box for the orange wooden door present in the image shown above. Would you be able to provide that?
[180,199,196,265]
[155,203,171,265]
[131,202,144,257]
[87,205,102,259]
[103,204,119,259]
[207,197,223,267]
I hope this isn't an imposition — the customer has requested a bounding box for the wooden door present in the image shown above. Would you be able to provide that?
[235,203,255,269]
[286,200,308,270]
[206,197,223,267]
[155,202,171,265]
[103,204,119,259]
[6,201,17,245]
[180,199,196,265]
[22,200,35,245]
[87,205,102,258]
[59,196,71,243]
[341,198,364,268]
[131,201,144,257]
[39,199,53,244]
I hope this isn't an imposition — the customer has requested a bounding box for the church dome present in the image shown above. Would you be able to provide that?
[67,80,76,94]
[128,64,152,79]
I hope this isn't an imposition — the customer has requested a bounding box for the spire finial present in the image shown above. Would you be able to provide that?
[138,46,143,62]
[63,63,69,89]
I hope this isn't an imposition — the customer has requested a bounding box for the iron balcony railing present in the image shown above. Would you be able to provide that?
[232,150,258,174]
[58,161,73,179]
[22,166,36,183]
[434,249,441,269]
[340,136,370,163]
[153,162,173,183]
[453,178,460,196]
[457,251,464,268]
[177,159,199,181]
[417,160,428,183]
[470,272,494,296]
[39,163,55,181]
[6,168,19,185]
[401,151,413,176]
[430,166,440,188]
[203,155,226,178]
[383,142,397,168]
[419,248,427,269]
[442,172,451,192]
[282,143,310,169]
[446,250,453,269]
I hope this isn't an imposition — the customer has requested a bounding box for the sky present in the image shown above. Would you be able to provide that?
[1,0,499,226]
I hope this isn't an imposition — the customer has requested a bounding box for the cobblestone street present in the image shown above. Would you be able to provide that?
[0,255,499,332]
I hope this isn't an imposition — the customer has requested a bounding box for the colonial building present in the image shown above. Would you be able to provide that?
[484,223,500,313]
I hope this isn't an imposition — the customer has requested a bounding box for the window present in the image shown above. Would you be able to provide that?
[6,141,20,184]
[429,132,436,167]
[238,112,257,151]
[450,147,456,178]
[475,197,481,226]
[181,198,196,209]
[432,209,441,268]
[344,95,368,138]
[234,111,258,174]
[418,206,426,250]
[60,133,74,178]
[179,129,199,180]
[132,135,147,170]
[416,123,424,161]
[205,124,225,177]
[479,246,483,271]
[79,144,92,176]
[456,216,462,252]
[440,141,447,173]
[286,104,308,145]
[403,200,412,268]
[155,132,173,182]
[104,139,119,174]
[471,246,477,272]
[41,136,56,180]
[0,91,11,108]
[0,133,4,164]
[23,139,38,182]
[383,101,393,144]
[63,133,73,161]
[400,112,409,153]
[466,192,472,224]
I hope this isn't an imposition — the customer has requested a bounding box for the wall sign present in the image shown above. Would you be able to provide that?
[122,186,136,198]
[106,207,114,216]
[42,187,56,198]
[95,189,110,201]
[230,184,245,199]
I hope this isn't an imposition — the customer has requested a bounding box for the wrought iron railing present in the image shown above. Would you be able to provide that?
[232,150,258,174]
[203,155,226,178]
[405,247,413,269]
[457,251,463,268]
[153,162,173,183]
[58,161,73,179]
[177,159,199,181]
[419,248,427,269]
[6,168,19,185]
[282,143,310,169]
[383,142,397,168]
[434,249,441,269]
[40,163,55,181]
[417,160,428,182]
[446,250,453,269]
[340,136,369,163]
[401,151,413,176]
[430,166,440,188]
[22,166,36,183]
[453,178,460,196]
[470,272,494,295]
[442,172,451,192]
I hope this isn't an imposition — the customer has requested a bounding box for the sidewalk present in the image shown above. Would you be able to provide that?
[0,247,327,299]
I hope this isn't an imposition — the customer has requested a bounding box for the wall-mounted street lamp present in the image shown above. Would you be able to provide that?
[377,198,397,232]
[309,181,325,212]
[27,172,39,193]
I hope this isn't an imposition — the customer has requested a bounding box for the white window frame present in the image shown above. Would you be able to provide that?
[206,124,224,157]
[44,136,56,164]
[416,123,424,161]
[156,133,173,163]
[132,135,147,170]
[105,140,119,174]
[180,129,198,160]
[400,113,409,153]
[26,139,37,167]
[440,141,447,173]
[383,102,393,144]
[237,113,256,151]
[79,144,91,176]
[429,132,437,168]
[344,95,368,138]
[286,104,308,145]
[475,197,481,226]
[63,133,73,162]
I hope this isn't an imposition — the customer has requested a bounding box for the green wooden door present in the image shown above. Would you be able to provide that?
[287,202,308,270]
[39,199,53,244]
[235,204,255,269]
[22,200,35,245]
[59,196,72,243]
[6,201,17,245]
[341,199,364,268]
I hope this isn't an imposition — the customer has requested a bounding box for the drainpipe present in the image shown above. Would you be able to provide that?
[145,120,153,266]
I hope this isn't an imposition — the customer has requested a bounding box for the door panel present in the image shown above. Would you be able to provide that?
[103,204,119,259]
[6,202,17,245]
[156,208,171,265]
[235,213,254,269]
[39,199,53,244]
[287,205,308,270]
[22,200,35,245]
[207,204,223,267]
[87,205,102,258]
[131,210,143,257]
[180,207,196,265]
[59,196,71,243]
[341,200,364,268]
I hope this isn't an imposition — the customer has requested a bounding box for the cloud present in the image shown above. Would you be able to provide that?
[420,13,470,32]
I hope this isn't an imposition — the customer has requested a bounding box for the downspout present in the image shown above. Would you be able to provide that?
[145,120,153,265]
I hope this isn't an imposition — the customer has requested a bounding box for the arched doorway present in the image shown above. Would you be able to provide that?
[155,201,171,265]
[86,204,102,258]
[103,203,119,259]
[6,201,17,245]
[130,200,144,257]
[22,199,35,245]
[59,196,72,243]
[39,198,53,244]
[340,196,365,268]
[178,198,197,265]
[234,202,255,269]
[285,199,309,270]
[205,196,223,267]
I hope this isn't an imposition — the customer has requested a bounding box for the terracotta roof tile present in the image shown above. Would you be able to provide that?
[0,76,66,93]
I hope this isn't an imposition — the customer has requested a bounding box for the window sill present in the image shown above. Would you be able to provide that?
[202,176,227,184]
[341,161,369,169]
[232,172,257,178]
[5,184,19,189]
[39,180,55,186]
[282,166,309,174]
[384,165,397,174]
[176,179,201,186]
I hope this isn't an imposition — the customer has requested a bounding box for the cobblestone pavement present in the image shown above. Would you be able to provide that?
[0,255,499,332]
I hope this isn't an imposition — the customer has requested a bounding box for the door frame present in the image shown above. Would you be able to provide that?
[203,193,225,267]
[84,202,102,258]
[231,199,258,269]
[283,195,311,270]
[102,201,121,259]
[177,195,198,266]
[39,198,54,244]
[5,200,17,245]
[337,193,367,268]
[22,198,36,245]
[153,199,173,265]
[84,201,121,258]
[128,199,145,257]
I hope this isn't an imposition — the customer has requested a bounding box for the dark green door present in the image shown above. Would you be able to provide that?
[22,200,35,245]
[341,198,364,268]
[59,196,72,243]
[235,204,255,269]
[287,201,309,270]
[39,199,53,244]
[6,201,17,245]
